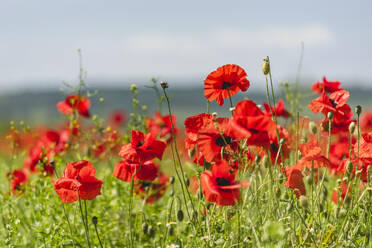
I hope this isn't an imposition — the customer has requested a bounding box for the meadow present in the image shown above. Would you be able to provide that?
[1,59,372,248]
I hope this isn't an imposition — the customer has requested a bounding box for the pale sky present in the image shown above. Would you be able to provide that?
[0,0,371,92]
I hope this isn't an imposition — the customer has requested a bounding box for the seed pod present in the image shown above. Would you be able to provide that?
[254,154,261,163]
[92,216,98,225]
[355,105,362,115]
[299,195,309,209]
[142,222,149,235]
[327,111,334,120]
[177,209,184,222]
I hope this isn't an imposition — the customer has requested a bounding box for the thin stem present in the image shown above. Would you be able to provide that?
[78,197,91,248]
[93,222,104,248]
[327,118,332,159]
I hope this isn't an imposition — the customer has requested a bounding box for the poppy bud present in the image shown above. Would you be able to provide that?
[279,138,285,145]
[262,57,270,75]
[142,222,148,234]
[339,208,347,218]
[309,121,317,135]
[346,160,353,175]
[188,148,195,158]
[130,84,137,91]
[92,216,98,225]
[299,195,309,209]
[211,112,218,118]
[170,176,175,185]
[168,225,174,236]
[185,178,190,187]
[160,81,168,89]
[148,225,155,237]
[355,105,362,115]
[229,107,235,112]
[349,122,356,134]
[305,175,313,185]
[254,155,261,163]
[170,189,175,197]
[327,111,334,120]
[177,209,184,222]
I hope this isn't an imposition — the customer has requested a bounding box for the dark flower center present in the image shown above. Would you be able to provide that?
[215,136,233,147]
[222,82,232,89]
[329,99,338,108]
[270,143,279,153]
[216,177,231,186]
[136,140,144,147]
[248,128,259,134]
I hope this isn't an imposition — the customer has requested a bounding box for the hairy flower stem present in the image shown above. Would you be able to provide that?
[327,119,332,159]
[93,220,104,248]
[161,87,201,228]
[78,197,91,248]
[129,175,135,247]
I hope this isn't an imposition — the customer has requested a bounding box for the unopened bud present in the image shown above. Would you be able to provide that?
[327,111,334,120]
[148,225,155,237]
[160,81,168,89]
[142,222,149,234]
[279,138,285,145]
[188,148,195,158]
[355,105,362,115]
[211,112,218,118]
[177,209,184,222]
[346,160,353,175]
[262,57,270,75]
[92,216,98,225]
[309,121,317,134]
[170,176,175,185]
[254,155,261,163]
[299,195,309,209]
[349,122,356,134]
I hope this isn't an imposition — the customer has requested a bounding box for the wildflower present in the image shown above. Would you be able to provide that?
[312,76,343,94]
[357,132,372,159]
[296,139,331,170]
[146,112,178,143]
[134,173,169,203]
[108,110,127,128]
[308,89,352,123]
[119,130,167,163]
[263,99,290,118]
[230,99,276,147]
[201,160,249,206]
[204,64,250,106]
[7,169,29,194]
[184,113,213,150]
[57,94,91,118]
[360,110,372,132]
[53,160,103,203]
[113,160,159,182]
[282,165,306,198]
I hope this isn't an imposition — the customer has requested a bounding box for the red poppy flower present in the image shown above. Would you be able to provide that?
[357,132,372,159]
[146,112,178,143]
[296,139,331,170]
[23,142,54,175]
[197,118,237,163]
[361,110,372,132]
[134,173,169,203]
[204,64,250,106]
[230,99,276,147]
[332,181,350,204]
[53,160,103,203]
[7,169,29,194]
[119,130,167,163]
[113,160,159,182]
[109,110,127,127]
[201,160,249,206]
[57,94,91,118]
[312,77,342,94]
[308,90,352,123]
[184,113,213,150]
[268,125,291,164]
[282,165,306,198]
[263,99,290,118]
[43,129,70,154]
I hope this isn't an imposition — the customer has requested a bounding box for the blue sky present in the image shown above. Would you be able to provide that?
[0,0,371,92]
